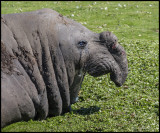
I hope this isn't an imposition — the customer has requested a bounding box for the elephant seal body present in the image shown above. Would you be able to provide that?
[1,9,128,128]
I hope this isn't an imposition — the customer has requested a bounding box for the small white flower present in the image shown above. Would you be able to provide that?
[19,8,22,12]
[136,5,139,8]
[149,4,152,7]
[71,14,74,17]
[147,12,152,14]
[118,3,122,7]
[105,7,108,10]
[123,4,126,7]
[83,22,87,24]
[76,6,79,9]
[116,8,118,10]
[138,34,141,36]
[97,26,102,29]
[92,2,97,5]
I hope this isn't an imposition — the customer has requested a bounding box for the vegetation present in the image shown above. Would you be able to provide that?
[1,1,159,132]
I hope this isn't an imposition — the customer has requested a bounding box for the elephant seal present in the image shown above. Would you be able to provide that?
[1,8,128,128]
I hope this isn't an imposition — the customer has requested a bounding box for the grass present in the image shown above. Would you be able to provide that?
[1,1,159,132]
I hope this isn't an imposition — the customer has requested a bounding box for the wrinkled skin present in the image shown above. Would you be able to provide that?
[1,9,128,128]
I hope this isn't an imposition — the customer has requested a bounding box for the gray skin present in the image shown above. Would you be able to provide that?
[1,9,128,128]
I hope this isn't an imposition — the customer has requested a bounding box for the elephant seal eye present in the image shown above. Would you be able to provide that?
[78,40,87,48]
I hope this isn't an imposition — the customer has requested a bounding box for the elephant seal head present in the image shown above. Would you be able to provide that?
[85,31,128,87]
[55,16,128,104]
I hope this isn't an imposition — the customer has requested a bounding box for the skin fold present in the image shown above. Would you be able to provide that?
[1,9,128,128]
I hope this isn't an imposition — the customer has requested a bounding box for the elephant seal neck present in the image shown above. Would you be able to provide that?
[70,68,85,104]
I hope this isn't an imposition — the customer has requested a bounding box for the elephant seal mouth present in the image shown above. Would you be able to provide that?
[85,41,128,87]
[87,64,123,87]
[86,62,124,87]
[88,71,107,77]
[87,66,110,77]
[85,58,111,77]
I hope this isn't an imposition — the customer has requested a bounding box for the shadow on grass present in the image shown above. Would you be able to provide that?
[72,106,100,115]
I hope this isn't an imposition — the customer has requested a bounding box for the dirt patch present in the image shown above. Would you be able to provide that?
[13,45,36,76]
[58,13,69,25]
[1,41,16,75]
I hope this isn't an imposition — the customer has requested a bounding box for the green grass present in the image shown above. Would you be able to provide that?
[1,1,159,132]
